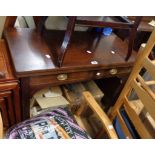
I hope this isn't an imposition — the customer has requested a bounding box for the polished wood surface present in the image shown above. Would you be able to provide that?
[3,16,17,30]
[4,28,137,76]
[4,28,56,75]
[0,40,21,127]
[4,28,137,120]
[44,30,137,68]
[60,16,141,65]
[0,40,15,81]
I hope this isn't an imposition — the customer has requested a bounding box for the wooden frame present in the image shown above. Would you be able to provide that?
[110,29,155,117]
[107,28,155,138]
[77,28,155,139]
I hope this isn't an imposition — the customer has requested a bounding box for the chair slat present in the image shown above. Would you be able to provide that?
[152,60,155,64]
[144,57,155,81]
[124,97,152,138]
[137,75,155,99]
[128,99,144,115]
[145,80,155,86]
[132,79,155,120]
[145,112,155,129]
[116,110,133,139]
[110,29,155,119]
[129,99,155,135]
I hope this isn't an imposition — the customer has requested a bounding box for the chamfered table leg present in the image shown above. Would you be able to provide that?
[20,77,30,120]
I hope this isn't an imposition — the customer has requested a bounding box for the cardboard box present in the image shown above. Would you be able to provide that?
[30,86,69,117]
[30,86,62,108]
[30,96,69,116]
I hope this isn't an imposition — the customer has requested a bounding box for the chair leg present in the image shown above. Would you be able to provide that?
[37,16,48,34]
[125,17,142,61]
[58,17,76,67]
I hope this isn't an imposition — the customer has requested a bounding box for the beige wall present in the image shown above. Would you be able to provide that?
[0,16,6,38]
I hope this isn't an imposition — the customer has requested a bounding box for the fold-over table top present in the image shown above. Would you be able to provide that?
[4,28,137,77]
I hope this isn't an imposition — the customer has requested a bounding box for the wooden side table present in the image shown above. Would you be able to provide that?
[4,28,137,120]
[0,40,21,128]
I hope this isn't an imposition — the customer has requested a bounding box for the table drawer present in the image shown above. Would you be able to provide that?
[30,71,95,86]
[94,67,132,78]
[30,67,132,86]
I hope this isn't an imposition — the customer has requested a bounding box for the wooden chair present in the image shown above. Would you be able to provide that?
[75,28,155,139]
[37,16,142,67]
[3,16,142,67]
[0,112,3,138]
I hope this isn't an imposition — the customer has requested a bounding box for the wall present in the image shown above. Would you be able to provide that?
[0,16,6,38]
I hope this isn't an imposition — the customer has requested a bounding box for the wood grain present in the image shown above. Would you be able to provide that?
[132,79,155,121]
[0,40,21,127]
[116,110,132,138]
[143,57,155,81]
[110,29,155,118]
[124,97,152,138]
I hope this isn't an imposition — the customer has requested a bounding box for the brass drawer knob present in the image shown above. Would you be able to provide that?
[109,69,118,75]
[57,74,68,81]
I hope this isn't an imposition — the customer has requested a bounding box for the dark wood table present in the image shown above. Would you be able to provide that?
[4,28,137,120]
